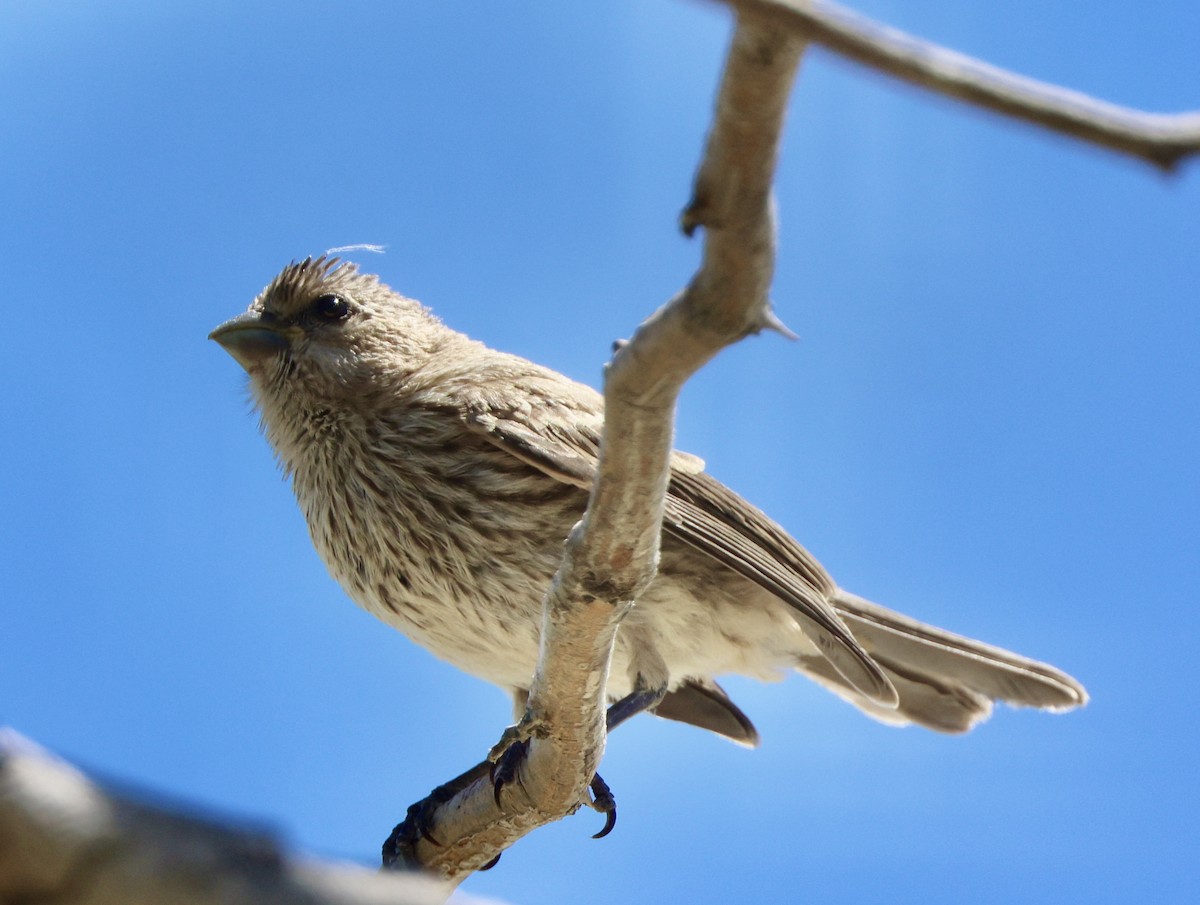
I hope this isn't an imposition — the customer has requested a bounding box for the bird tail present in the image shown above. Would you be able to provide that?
[795,589,1088,733]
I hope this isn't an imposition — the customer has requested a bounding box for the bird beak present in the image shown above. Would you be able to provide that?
[209,311,290,372]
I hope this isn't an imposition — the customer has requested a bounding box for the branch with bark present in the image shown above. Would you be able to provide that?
[380,0,1199,887]
[728,0,1200,170]
[7,3,1196,902]
[0,731,453,905]
[380,14,806,885]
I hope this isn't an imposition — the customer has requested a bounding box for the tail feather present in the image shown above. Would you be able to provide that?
[799,653,994,732]
[797,589,1088,733]
[653,678,761,746]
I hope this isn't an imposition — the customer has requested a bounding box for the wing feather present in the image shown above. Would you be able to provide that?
[459,397,897,708]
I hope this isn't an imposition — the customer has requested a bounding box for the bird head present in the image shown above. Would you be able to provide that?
[210,256,457,471]
[210,256,445,402]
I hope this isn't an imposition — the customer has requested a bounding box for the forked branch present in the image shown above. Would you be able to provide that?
[381,0,1200,884]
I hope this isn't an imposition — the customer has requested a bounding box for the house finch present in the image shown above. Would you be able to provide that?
[211,256,1086,745]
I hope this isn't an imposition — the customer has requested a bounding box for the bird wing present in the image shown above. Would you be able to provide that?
[457,381,898,708]
[444,362,1084,729]
[661,470,894,705]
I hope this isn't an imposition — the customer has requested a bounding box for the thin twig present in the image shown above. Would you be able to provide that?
[727,0,1200,170]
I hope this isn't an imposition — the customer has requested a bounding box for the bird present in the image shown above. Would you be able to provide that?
[210,255,1087,749]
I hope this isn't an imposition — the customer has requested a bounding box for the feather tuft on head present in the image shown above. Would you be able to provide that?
[258,256,382,315]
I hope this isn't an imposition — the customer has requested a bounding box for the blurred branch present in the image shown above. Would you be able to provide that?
[726,0,1200,170]
[0,730,454,905]
[381,13,805,884]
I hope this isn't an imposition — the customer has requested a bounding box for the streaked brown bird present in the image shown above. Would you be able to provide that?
[211,256,1086,747]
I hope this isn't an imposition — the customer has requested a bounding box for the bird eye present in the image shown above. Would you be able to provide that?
[313,293,350,322]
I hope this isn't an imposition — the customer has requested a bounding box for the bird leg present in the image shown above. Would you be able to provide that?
[491,677,667,820]
[606,678,668,732]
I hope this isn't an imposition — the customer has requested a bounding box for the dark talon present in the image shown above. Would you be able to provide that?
[382,815,419,869]
[382,796,445,869]
[381,824,409,870]
[593,809,617,840]
[490,738,529,805]
[479,852,502,871]
[589,772,617,839]
[405,794,444,847]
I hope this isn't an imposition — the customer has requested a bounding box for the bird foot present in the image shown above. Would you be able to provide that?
[488,713,546,763]
[381,760,492,869]
[381,800,436,870]
[383,716,618,870]
[490,733,617,839]
[487,712,551,805]
[489,737,529,806]
[586,772,617,839]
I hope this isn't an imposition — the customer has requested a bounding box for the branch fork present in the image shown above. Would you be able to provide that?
[383,2,1200,883]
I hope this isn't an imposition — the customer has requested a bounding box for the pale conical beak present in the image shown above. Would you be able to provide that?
[209,311,290,372]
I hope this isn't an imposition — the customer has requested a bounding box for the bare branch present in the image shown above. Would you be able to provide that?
[385,0,1199,881]
[387,13,805,883]
[0,731,454,905]
[726,0,1200,170]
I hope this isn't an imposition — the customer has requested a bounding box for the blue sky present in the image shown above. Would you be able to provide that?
[3,2,1198,902]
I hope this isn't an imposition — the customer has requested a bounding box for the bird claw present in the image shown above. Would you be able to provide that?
[488,712,549,804]
[489,738,529,805]
[384,787,508,872]
[381,760,494,869]
[384,717,616,869]
[487,714,543,763]
[587,772,617,839]
[382,797,441,869]
[491,739,617,840]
